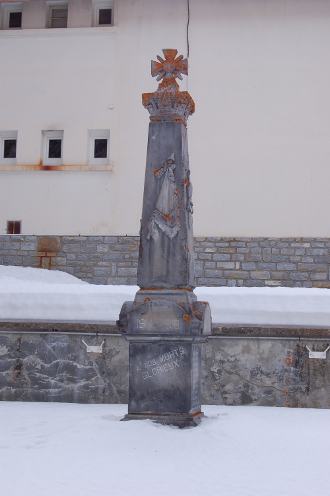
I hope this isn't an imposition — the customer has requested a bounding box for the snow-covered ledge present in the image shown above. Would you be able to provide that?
[1,265,330,327]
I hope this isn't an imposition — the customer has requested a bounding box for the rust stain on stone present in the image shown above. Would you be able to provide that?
[285,351,295,367]
[12,359,23,381]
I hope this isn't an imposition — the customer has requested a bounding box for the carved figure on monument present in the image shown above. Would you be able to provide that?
[147,153,180,241]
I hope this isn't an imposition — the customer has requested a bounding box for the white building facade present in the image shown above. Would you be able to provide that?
[0,0,329,287]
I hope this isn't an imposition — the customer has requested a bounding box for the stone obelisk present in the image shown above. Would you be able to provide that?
[119,49,211,427]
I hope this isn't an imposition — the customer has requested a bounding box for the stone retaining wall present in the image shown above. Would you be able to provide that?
[1,324,329,408]
[0,235,329,287]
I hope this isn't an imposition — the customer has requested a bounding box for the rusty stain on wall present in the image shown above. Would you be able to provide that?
[0,160,112,172]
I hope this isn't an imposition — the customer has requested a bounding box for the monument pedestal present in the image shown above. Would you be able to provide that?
[123,336,206,427]
[119,289,211,427]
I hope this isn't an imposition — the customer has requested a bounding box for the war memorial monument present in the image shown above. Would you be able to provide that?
[119,49,211,427]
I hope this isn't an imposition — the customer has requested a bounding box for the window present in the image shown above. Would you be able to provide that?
[48,3,68,28]
[88,130,110,165]
[94,139,108,158]
[98,8,112,25]
[1,3,23,30]
[93,1,113,26]
[0,131,17,164]
[48,139,62,158]
[42,130,63,165]
[4,139,17,158]
[9,11,22,28]
[7,221,21,235]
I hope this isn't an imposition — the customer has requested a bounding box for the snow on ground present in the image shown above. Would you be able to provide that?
[0,402,329,496]
[1,265,330,326]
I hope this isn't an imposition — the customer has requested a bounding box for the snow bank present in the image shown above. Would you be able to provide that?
[0,402,329,496]
[1,265,330,326]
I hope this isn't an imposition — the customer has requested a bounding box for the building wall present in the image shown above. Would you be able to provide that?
[0,0,330,237]
[1,235,329,288]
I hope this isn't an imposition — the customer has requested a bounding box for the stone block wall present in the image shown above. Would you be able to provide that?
[0,235,329,287]
[194,237,330,288]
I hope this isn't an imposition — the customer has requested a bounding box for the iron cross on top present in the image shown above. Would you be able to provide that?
[151,49,188,90]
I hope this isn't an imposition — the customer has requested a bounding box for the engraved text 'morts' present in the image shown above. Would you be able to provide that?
[142,346,186,381]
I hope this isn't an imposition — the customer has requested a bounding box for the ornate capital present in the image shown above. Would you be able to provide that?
[142,49,195,125]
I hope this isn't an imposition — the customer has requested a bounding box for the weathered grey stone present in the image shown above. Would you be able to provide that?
[311,241,327,247]
[310,272,328,281]
[307,248,328,256]
[22,257,38,267]
[53,257,66,265]
[21,242,36,251]
[250,271,271,280]
[198,241,217,247]
[237,247,250,253]
[277,263,296,271]
[258,262,277,270]
[204,261,216,269]
[271,271,290,279]
[223,270,249,279]
[103,236,119,244]
[292,242,310,248]
[298,263,328,272]
[66,253,77,261]
[203,247,216,253]
[198,253,213,260]
[246,242,259,247]
[2,241,21,250]
[215,242,230,247]
[205,269,223,277]
[81,243,98,253]
[231,254,245,261]
[118,267,137,277]
[215,262,235,269]
[93,267,111,277]
[194,261,204,276]
[280,248,295,255]
[62,244,81,253]
[289,272,309,281]
[301,256,314,263]
[229,241,246,247]
[314,255,330,264]
[3,256,23,264]
[97,244,109,253]
[197,278,226,286]
[242,262,257,270]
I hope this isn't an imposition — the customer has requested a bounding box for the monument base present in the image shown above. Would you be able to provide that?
[118,286,211,428]
[125,336,206,427]
[121,411,203,428]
